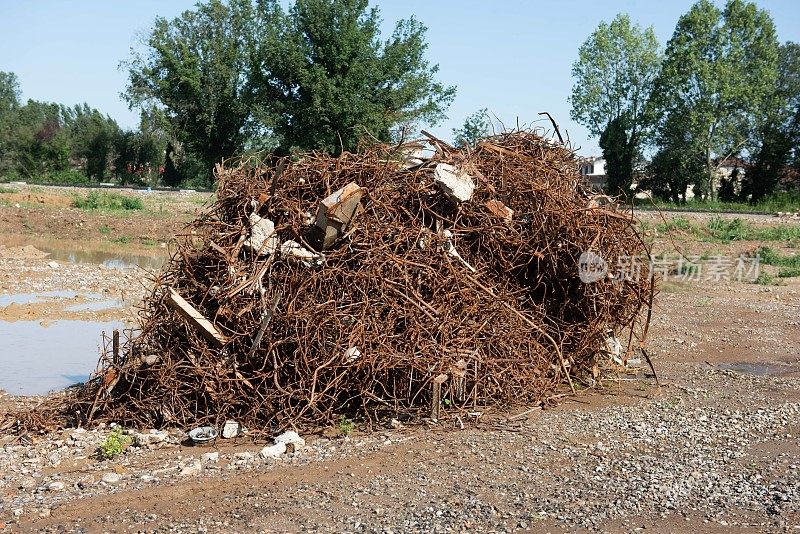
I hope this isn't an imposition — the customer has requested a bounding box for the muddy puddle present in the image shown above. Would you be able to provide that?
[0,319,122,395]
[0,235,167,270]
[716,361,800,377]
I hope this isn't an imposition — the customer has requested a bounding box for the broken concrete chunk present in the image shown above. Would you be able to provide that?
[280,240,324,267]
[221,420,242,439]
[243,213,278,256]
[274,430,305,448]
[344,346,361,362]
[259,442,286,459]
[311,182,364,250]
[179,459,203,476]
[434,163,474,203]
[485,199,513,221]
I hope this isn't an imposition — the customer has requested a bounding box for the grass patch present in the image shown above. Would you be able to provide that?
[139,237,157,247]
[110,236,131,244]
[654,216,800,244]
[635,191,800,214]
[758,246,800,278]
[73,191,144,211]
[0,186,17,194]
[655,216,693,233]
[99,225,111,235]
[753,271,778,285]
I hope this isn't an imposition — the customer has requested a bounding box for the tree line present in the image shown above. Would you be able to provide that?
[570,0,800,204]
[0,0,454,188]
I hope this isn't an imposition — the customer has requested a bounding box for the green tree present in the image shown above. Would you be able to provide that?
[653,0,779,201]
[452,108,491,148]
[251,0,455,154]
[124,0,256,177]
[11,100,71,179]
[65,104,121,180]
[0,72,21,175]
[646,111,706,203]
[598,116,634,196]
[743,42,800,202]
[570,14,661,192]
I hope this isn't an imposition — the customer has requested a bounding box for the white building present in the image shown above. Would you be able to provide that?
[579,156,607,190]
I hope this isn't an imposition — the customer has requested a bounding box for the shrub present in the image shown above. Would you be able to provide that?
[98,427,131,459]
[73,191,144,211]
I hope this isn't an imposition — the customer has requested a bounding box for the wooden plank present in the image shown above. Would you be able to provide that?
[166,288,227,348]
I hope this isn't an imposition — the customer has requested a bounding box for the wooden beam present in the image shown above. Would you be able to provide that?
[166,288,227,348]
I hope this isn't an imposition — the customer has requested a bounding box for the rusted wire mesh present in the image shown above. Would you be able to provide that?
[4,130,655,433]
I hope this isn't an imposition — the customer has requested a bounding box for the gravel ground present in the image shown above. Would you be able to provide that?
[1,362,798,533]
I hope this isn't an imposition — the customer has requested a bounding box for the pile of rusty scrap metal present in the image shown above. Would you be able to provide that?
[7,130,656,433]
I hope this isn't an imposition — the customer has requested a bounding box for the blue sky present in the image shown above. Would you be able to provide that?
[1,1,799,155]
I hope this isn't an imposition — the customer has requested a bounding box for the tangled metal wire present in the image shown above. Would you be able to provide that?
[4,130,655,433]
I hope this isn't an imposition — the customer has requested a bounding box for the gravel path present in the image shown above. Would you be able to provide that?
[2,363,798,532]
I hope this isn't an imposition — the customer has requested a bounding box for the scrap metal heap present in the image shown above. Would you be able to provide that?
[8,130,656,432]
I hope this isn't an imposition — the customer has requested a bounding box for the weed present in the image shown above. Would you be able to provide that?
[753,271,777,285]
[99,225,111,235]
[111,236,131,244]
[758,246,800,277]
[139,237,157,247]
[656,216,693,233]
[73,191,144,211]
[98,427,131,459]
[778,266,800,278]
[0,186,17,194]
[338,415,354,436]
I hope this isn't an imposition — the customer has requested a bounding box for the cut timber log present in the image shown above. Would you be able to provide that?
[166,288,227,348]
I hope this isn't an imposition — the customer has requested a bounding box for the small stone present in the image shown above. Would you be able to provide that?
[233,451,254,462]
[201,452,219,464]
[47,261,59,269]
[134,430,169,448]
[259,443,287,459]
[47,481,65,491]
[101,472,121,484]
[48,452,60,466]
[180,459,202,477]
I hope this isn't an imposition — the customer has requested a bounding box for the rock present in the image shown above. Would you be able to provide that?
[344,346,361,362]
[243,214,278,256]
[233,451,254,462]
[280,240,324,267]
[47,481,65,491]
[485,199,513,220]
[434,163,474,203]
[180,459,203,476]
[201,452,219,464]
[101,472,121,484]
[274,431,305,448]
[390,418,405,429]
[312,182,364,249]
[48,452,60,466]
[259,443,287,459]
[142,354,160,366]
[221,420,242,439]
[47,261,59,269]
[134,430,169,448]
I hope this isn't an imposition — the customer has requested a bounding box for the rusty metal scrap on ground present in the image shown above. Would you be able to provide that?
[5,130,656,434]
